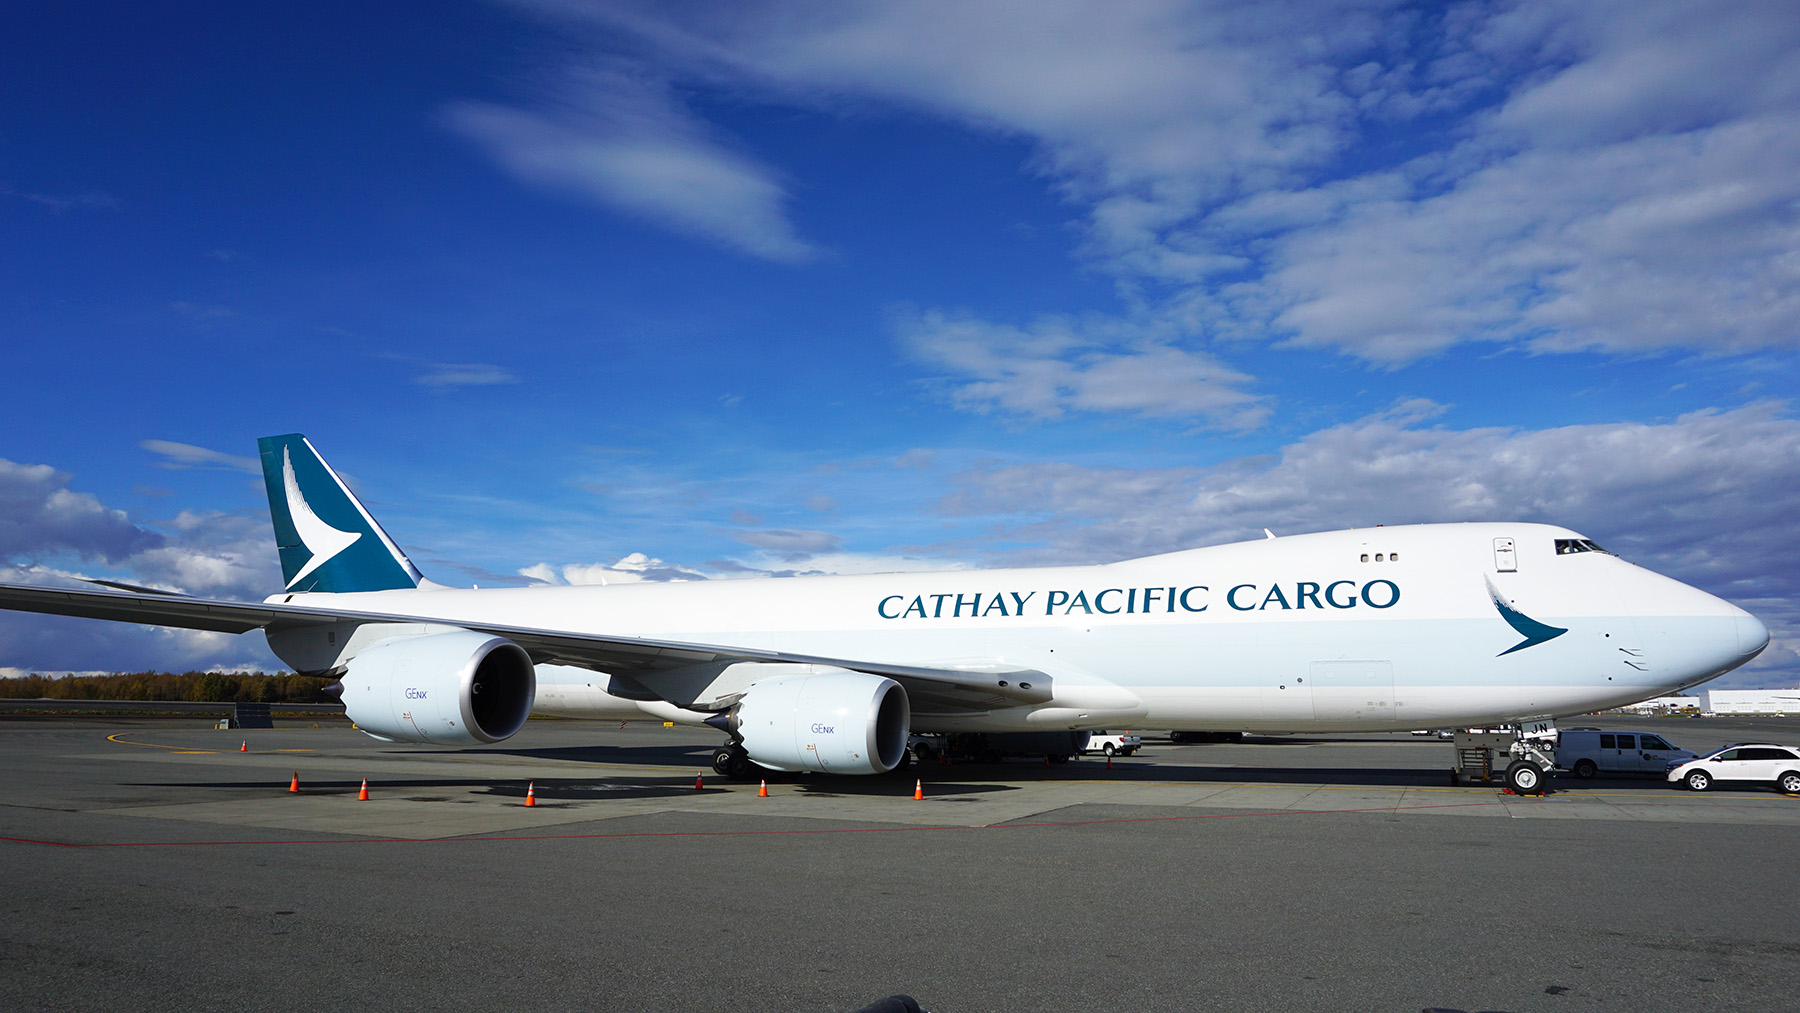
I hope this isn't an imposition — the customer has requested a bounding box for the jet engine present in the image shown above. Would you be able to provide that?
[734,668,910,774]
[340,630,536,745]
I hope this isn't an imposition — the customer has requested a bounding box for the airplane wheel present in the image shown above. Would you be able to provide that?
[711,747,735,776]
[1506,760,1545,795]
[724,748,755,781]
[1573,759,1598,779]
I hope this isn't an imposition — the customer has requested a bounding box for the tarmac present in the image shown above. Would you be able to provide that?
[3,713,1798,1012]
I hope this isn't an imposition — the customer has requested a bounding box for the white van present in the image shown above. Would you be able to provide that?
[1556,729,1696,778]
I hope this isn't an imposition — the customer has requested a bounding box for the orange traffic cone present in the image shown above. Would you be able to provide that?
[524,782,536,807]
[758,780,768,797]
[1106,754,1113,770]
[240,740,247,752]
[912,779,924,801]
[695,772,704,790]
[357,778,369,801]
[287,772,299,793]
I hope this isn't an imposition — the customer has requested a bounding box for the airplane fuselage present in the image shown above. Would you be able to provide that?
[274,522,1768,733]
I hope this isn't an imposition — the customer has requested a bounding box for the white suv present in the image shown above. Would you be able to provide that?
[1666,744,1800,793]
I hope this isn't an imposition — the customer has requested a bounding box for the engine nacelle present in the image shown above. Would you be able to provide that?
[735,667,910,774]
[341,631,536,745]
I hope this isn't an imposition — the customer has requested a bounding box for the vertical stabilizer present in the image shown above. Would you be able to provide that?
[257,434,424,593]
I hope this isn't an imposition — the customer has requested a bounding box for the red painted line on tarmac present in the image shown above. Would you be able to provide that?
[0,799,1507,849]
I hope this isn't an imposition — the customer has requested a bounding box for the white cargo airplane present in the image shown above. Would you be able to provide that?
[0,435,1769,790]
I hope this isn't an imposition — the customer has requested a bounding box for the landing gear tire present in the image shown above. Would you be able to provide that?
[713,744,755,781]
[726,751,756,781]
[1685,769,1712,792]
[1573,759,1598,779]
[1506,760,1546,795]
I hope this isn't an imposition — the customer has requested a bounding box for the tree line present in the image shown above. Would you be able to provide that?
[0,671,337,704]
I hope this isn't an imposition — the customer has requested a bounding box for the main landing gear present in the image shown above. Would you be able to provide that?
[711,742,756,781]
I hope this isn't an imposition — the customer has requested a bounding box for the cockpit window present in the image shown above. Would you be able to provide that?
[1554,538,1611,555]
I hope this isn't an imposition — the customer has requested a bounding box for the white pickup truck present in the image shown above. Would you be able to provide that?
[1080,731,1141,756]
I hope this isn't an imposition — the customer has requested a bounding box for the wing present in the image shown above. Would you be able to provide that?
[0,581,1051,711]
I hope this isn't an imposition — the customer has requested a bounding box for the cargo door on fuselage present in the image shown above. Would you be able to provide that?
[1309,661,1395,724]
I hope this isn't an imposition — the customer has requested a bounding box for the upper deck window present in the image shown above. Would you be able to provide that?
[1555,538,1611,556]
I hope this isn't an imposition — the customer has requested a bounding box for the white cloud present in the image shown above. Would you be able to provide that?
[0,460,163,562]
[549,0,1368,197]
[0,184,121,212]
[413,362,521,390]
[168,301,233,321]
[0,667,115,680]
[521,546,963,586]
[444,63,817,263]
[126,511,278,596]
[901,310,1264,426]
[731,528,842,558]
[1248,111,1800,362]
[0,457,287,672]
[141,440,261,474]
[520,552,714,585]
[1151,1,1800,361]
[505,0,1800,365]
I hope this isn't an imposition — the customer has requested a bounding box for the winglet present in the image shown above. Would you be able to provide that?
[257,434,423,593]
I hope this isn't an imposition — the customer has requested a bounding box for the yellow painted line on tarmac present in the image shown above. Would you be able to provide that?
[1046,779,1484,794]
[1040,779,1800,803]
[272,749,316,753]
[105,733,217,754]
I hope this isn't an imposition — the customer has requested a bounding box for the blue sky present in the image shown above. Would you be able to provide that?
[3,1,1797,687]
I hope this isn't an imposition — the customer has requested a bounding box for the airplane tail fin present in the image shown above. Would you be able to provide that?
[257,434,425,593]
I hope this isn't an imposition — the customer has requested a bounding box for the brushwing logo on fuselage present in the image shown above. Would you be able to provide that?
[1485,575,1567,656]
[281,446,361,589]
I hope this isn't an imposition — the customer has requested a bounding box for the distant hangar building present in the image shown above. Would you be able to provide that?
[1696,689,1800,714]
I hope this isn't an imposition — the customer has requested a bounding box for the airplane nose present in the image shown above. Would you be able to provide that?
[1738,613,1770,660]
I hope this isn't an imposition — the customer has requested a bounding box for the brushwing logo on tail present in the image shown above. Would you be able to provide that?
[1485,575,1567,656]
[282,446,361,589]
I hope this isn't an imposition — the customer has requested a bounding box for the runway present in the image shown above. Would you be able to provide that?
[4,714,1798,1011]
